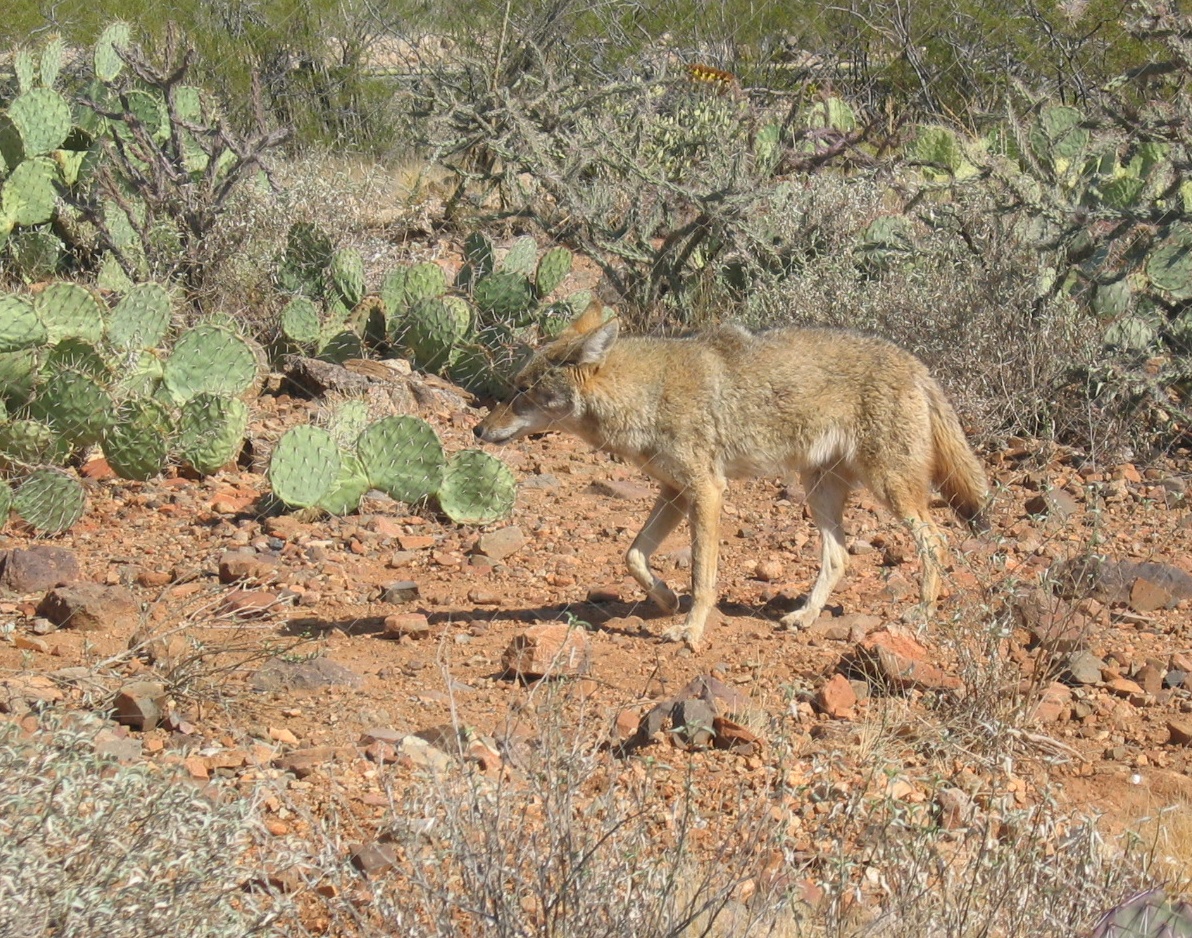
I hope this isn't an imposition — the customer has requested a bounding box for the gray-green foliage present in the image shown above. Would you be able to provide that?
[438,449,517,524]
[101,397,173,481]
[162,323,259,404]
[356,414,444,504]
[177,393,248,475]
[0,714,277,938]
[268,424,344,509]
[267,412,517,522]
[11,466,86,534]
[1088,888,1192,938]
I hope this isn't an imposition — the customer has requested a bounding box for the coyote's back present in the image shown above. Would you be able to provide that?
[475,308,988,648]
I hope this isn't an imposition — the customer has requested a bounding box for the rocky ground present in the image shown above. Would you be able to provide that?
[2,356,1192,931]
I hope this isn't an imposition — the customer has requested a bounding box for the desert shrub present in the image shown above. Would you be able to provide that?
[0,713,280,938]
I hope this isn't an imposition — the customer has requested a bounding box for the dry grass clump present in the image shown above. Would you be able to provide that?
[0,712,282,938]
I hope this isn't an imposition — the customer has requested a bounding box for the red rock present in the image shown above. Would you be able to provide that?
[849,628,963,692]
[37,583,139,632]
[1167,719,1192,746]
[398,535,436,550]
[712,716,763,754]
[383,612,431,638]
[1130,577,1173,613]
[502,623,591,679]
[476,526,527,562]
[1030,682,1072,723]
[816,673,858,719]
[218,590,283,617]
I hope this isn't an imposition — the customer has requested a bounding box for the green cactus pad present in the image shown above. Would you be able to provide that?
[34,282,106,345]
[10,228,64,281]
[1030,105,1089,166]
[44,337,110,379]
[109,348,164,398]
[277,221,334,295]
[0,419,71,469]
[28,369,113,447]
[1147,224,1192,300]
[101,397,172,481]
[0,295,47,352]
[535,246,573,297]
[280,295,321,345]
[325,399,371,449]
[12,467,86,534]
[379,268,407,319]
[176,392,248,475]
[95,22,132,83]
[1088,888,1192,938]
[268,424,343,509]
[108,282,172,348]
[406,296,471,372]
[473,272,535,320]
[317,329,364,364]
[331,247,366,307]
[500,236,539,276]
[40,36,65,88]
[437,449,518,524]
[0,478,11,524]
[2,156,59,226]
[403,262,447,306]
[116,90,169,143]
[1091,279,1133,320]
[8,89,73,157]
[356,414,444,504]
[463,232,495,278]
[0,350,40,405]
[348,295,387,347]
[162,323,259,404]
[315,452,370,516]
[449,343,509,398]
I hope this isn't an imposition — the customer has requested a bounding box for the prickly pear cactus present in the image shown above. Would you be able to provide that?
[501,236,539,276]
[1088,888,1192,938]
[7,88,73,157]
[2,156,59,226]
[324,399,371,449]
[331,247,365,308]
[268,425,343,509]
[406,296,472,372]
[101,397,172,481]
[403,262,447,307]
[107,282,172,349]
[0,295,47,352]
[380,268,408,320]
[0,478,10,525]
[34,282,106,345]
[316,329,364,364]
[162,323,259,404]
[11,466,86,534]
[94,22,131,83]
[280,295,321,346]
[473,272,535,320]
[277,221,334,296]
[109,348,164,398]
[0,419,71,469]
[356,415,444,504]
[316,452,370,516]
[176,393,248,475]
[28,369,113,447]
[463,232,495,278]
[437,449,517,524]
[0,350,40,406]
[1147,224,1192,300]
[535,246,573,296]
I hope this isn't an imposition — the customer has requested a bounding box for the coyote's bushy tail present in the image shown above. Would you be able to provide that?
[925,380,990,532]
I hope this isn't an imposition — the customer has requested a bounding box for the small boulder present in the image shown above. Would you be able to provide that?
[37,583,139,633]
[502,624,591,679]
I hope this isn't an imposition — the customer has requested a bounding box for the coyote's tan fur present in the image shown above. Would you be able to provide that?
[474,305,989,649]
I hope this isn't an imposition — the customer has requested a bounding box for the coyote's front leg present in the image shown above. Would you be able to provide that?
[661,478,724,650]
[625,486,687,614]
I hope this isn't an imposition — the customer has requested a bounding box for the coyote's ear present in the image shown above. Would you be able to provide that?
[572,318,619,365]
[566,300,612,337]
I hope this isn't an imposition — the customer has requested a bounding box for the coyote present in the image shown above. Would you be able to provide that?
[474,305,989,649]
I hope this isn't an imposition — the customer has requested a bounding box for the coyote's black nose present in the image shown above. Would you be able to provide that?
[473,425,483,438]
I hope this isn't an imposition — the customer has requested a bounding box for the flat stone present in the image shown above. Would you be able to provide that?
[37,583,139,633]
[847,628,963,693]
[0,674,63,713]
[476,526,528,562]
[383,612,431,638]
[1168,719,1192,746]
[218,550,280,584]
[0,547,80,594]
[251,657,365,692]
[673,674,751,715]
[1064,650,1106,686]
[501,623,591,679]
[380,580,420,603]
[350,842,399,877]
[1031,682,1073,723]
[1130,577,1174,613]
[275,745,355,778]
[712,716,762,755]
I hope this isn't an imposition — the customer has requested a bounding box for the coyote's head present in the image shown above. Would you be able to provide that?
[474,304,618,444]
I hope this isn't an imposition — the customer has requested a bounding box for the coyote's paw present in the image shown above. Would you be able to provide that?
[648,582,680,615]
[661,618,705,652]
[779,606,820,631]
